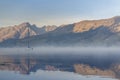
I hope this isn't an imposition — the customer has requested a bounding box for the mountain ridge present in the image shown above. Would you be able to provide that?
[0,22,57,42]
[1,16,120,47]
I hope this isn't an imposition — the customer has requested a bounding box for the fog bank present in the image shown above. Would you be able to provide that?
[0,47,120,55]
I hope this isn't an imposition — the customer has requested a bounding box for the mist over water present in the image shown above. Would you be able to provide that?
[0,47,120,80]
[0,47,120,55]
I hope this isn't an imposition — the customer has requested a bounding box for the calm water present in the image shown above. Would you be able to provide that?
[0,48,119,80]
[0,70,117,80]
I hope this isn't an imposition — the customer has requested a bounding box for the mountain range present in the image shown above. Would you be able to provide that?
[1,16,120,47]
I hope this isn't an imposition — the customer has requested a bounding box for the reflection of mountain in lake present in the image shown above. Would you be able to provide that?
[0,55,74,74]
[0,53,120,79]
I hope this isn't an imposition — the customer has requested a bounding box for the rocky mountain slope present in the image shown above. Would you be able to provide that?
[73,16,120,33]
[0,22,57,42]
[1,16,120,47]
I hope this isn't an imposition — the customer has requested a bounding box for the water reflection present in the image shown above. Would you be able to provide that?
[0,54,75,75]
[0,70,117,80]
[0,51,119,80]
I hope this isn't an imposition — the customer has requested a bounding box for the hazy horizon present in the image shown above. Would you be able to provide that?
[0,47,120,55]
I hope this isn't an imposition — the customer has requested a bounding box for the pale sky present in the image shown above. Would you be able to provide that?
[0,0,120,27]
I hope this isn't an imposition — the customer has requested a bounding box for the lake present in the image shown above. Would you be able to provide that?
[0,47,119,80]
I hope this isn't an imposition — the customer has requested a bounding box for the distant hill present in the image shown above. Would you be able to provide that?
[0,22,56,42]
[1,16,120,47]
